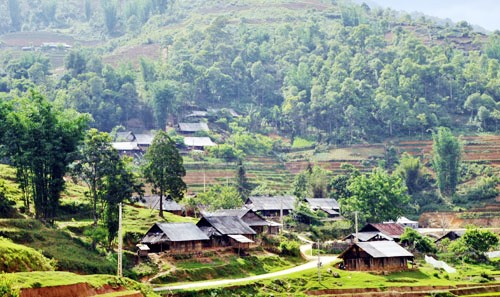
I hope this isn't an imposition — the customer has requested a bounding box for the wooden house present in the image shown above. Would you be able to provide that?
[339,241,414,272]
[177,122,209,134]
[360,223,406,242]
[305,198,341,218]
[203,208,280,235]
[245,196,296,217]
[141,222,209,253]
[140,195,184,216]
[111,142,143,157]
[196,216,256,248]
[183,137,216,150]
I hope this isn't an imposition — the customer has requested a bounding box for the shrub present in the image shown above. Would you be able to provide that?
[279,240,301,257]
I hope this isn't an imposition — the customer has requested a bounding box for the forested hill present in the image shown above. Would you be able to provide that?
[1,0,500,143]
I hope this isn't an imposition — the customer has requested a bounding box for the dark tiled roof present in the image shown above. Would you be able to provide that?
[246,196,296,211]
[360,223,406,238]
[305,198,339,210]
[203,208,270,227]
[340,241,413,259]
[198,216,256,235]
[143,222,209,243]
[178,122,209,132]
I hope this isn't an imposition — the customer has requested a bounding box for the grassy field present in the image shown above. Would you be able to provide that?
[0,271,159,297]
[170,259,500,296]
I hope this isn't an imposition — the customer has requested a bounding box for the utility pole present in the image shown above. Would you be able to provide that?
[117,202,123,277]
[354,211,359,243]
[317,240,321,283]
[280,196,284,233]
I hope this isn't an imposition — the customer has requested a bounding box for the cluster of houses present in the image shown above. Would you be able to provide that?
[137,194,426,273]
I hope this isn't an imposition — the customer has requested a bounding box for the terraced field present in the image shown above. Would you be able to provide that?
[182,135,500,194]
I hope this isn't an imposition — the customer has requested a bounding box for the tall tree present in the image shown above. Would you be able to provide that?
[8,0,21,31]
[432,127,462,197]
[235,159,251,199]
[72,129,117,227]
[3,91,88,223]
[342,168,410,224]
[142,131,186,217]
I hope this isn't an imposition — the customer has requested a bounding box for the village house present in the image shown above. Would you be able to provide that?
[111,141,143,158]
[435,230,465,244]
[140,195,184,216]
[183,136,216,151]
[359,223,406,242]
[196,215,256,250]
[177,122,210,134]
[245,196,296,217]
[343,231,393,244]
[304,198,341,218]
[339,241,414,272]
[397,217,419,229]
[202,208,281,235]
[141,222,209,253]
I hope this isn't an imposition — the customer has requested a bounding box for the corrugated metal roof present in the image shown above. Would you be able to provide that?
[134,134,154,145]
[246,196,296,211]
[178,122,209,132]
[199,216,256,235]
[228,234,254,243]
[156,222,209,242]
[112,142,141,151]
[184,137,216,147]
[361,223,405,238]
[397,217,418,224]
[344,232,393,242]
[203,209,270,227]
[305,198,339,210]
[357,241,414,258]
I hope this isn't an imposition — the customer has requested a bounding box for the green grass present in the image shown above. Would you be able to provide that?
[122,204,196,235]
[0,237,54,272]
[292,137,316,149]
[1,272,160,297]
[0,219,115,274]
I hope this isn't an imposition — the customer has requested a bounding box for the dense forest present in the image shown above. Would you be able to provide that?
[0,0,499,145]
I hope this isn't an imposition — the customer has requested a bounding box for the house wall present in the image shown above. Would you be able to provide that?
[343,256,410,272]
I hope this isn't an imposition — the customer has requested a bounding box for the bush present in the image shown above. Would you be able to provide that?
[279,240,301,257]
[207,143,243,161]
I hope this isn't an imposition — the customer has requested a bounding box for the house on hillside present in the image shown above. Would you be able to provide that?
[304,198,341,218]
[196,216,256,249]
[343,232,393,244]
[339,241,414,272]
[359,223,406,242]
[435,230,465,244]
[397,217,419,229]
[140,195,184,216]
[112,142,142,157]
[141,222,209,253]
[177,122,210,134]
[203,208,281,235]
[245,196,296,217]
[183,137,216,150]
[184,110,209,119]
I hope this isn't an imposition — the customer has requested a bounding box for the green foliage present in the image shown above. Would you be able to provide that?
[229,132,273,156]
[0,274,19,297]
[395,153,428,195]
[342,167,410,224]
[449,227,499,262]
[400,227,437,254]
[432,127,462,197]
[278,240,301,257]
[194,185,243,211]
[0,236,54,272]
[1,90,89,223]
[207,144,243,162]
[291,137,315,149]
[235,160,251,199]
[454,176,499,204]
[142,131,186,216]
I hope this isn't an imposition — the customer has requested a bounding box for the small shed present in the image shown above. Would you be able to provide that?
[435,230,466,244]
[245,196,296,217]
[339,241,414,272]
[141,222,209,253]
[136,244,150,257]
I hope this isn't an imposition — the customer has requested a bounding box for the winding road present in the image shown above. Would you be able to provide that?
[153,240,337,292]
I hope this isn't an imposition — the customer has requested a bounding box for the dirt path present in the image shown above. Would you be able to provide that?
[153,255,337,292]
